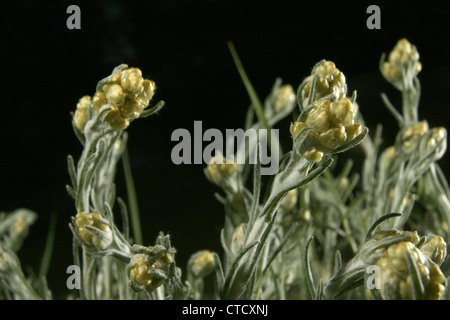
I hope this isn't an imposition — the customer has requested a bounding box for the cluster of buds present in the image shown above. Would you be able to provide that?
[381,38,422,85]
[127,244,174,293]
[300,61,347,108]
[290,98,362,162]
[188,250,215,278]
[401,121,447,157]
[427,127,447,158]
[402,121,428,151]
[205,154,238,186]
[73,212,113,249]
[364,231,447,300]
[272,84,296,112]
[73,65,156,131]
[325,229,447,300]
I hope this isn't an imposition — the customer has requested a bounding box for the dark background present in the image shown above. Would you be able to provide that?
[1,0,450,298]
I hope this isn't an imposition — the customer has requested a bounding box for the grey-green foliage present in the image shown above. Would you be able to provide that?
[0,40,449,300]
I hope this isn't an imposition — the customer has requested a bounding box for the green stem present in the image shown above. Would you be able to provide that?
[82,247,96,300]
[227,41,271,135]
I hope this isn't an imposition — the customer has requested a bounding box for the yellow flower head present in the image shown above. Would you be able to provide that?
[365,231,447,300]
[189,250,215,278]
[371,241,446,300]
[273,84,296,112]
[402,121,428,151]
[74,212,112,249]
[382,38,422,83]
[127,245,173,293]
[205,155,238,185]
[290,97,362,162]
[74,65,156,131]
[301,61,347,107]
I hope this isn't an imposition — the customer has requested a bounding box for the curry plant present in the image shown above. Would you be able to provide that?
[1,38,449,300]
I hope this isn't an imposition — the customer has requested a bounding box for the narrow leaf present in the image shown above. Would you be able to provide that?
[405,249,425,300]
[304,237,316,299]
[122,147,142,244]
[38,213,57,278]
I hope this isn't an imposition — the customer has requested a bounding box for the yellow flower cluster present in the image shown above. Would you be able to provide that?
[290,98,362,162]
[427,127,447,149]
[205,155,238,185]
[402,121,447,152]
[382,38,422,82]
[189,250,215,278]
[73,65,156,131]
[127,247,173,292]
[300,61,347,107]
[75,212,112,249]
[402,121,428,150]
[369,232,446,300]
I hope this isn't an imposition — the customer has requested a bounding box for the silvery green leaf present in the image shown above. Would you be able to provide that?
[304,237,316,299]
[405,249,425,300]
[139,100,165,118]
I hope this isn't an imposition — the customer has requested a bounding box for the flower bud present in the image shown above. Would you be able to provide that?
[189,250,215,278]
[205,155,237,185]
[273,84,295,111]
[92,92,107,111]
[104,105,130,130]
[291,97,362,162]
[303,148,324,162]
[344,123,362,143]
[305,100,331,132]
[73,96,91,131]
[120,99,143,120]
[427,127,446,149]
[120,68,144,94]
[138,79,156,105]
[319,126,347,150]
[382,38,422,84]
[74,212,113,249]
[104,84,126,107]
[329,98,355,127]
[371,241,446,300]
[402,121,428,151]
[301,61,347,106]
[127,245,173,293]
[290,121,307,138]
[83,65,157,130]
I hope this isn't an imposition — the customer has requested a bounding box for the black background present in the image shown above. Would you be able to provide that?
[2,0,450,299]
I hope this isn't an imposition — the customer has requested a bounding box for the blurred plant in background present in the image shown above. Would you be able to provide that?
[1,38,449,300]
